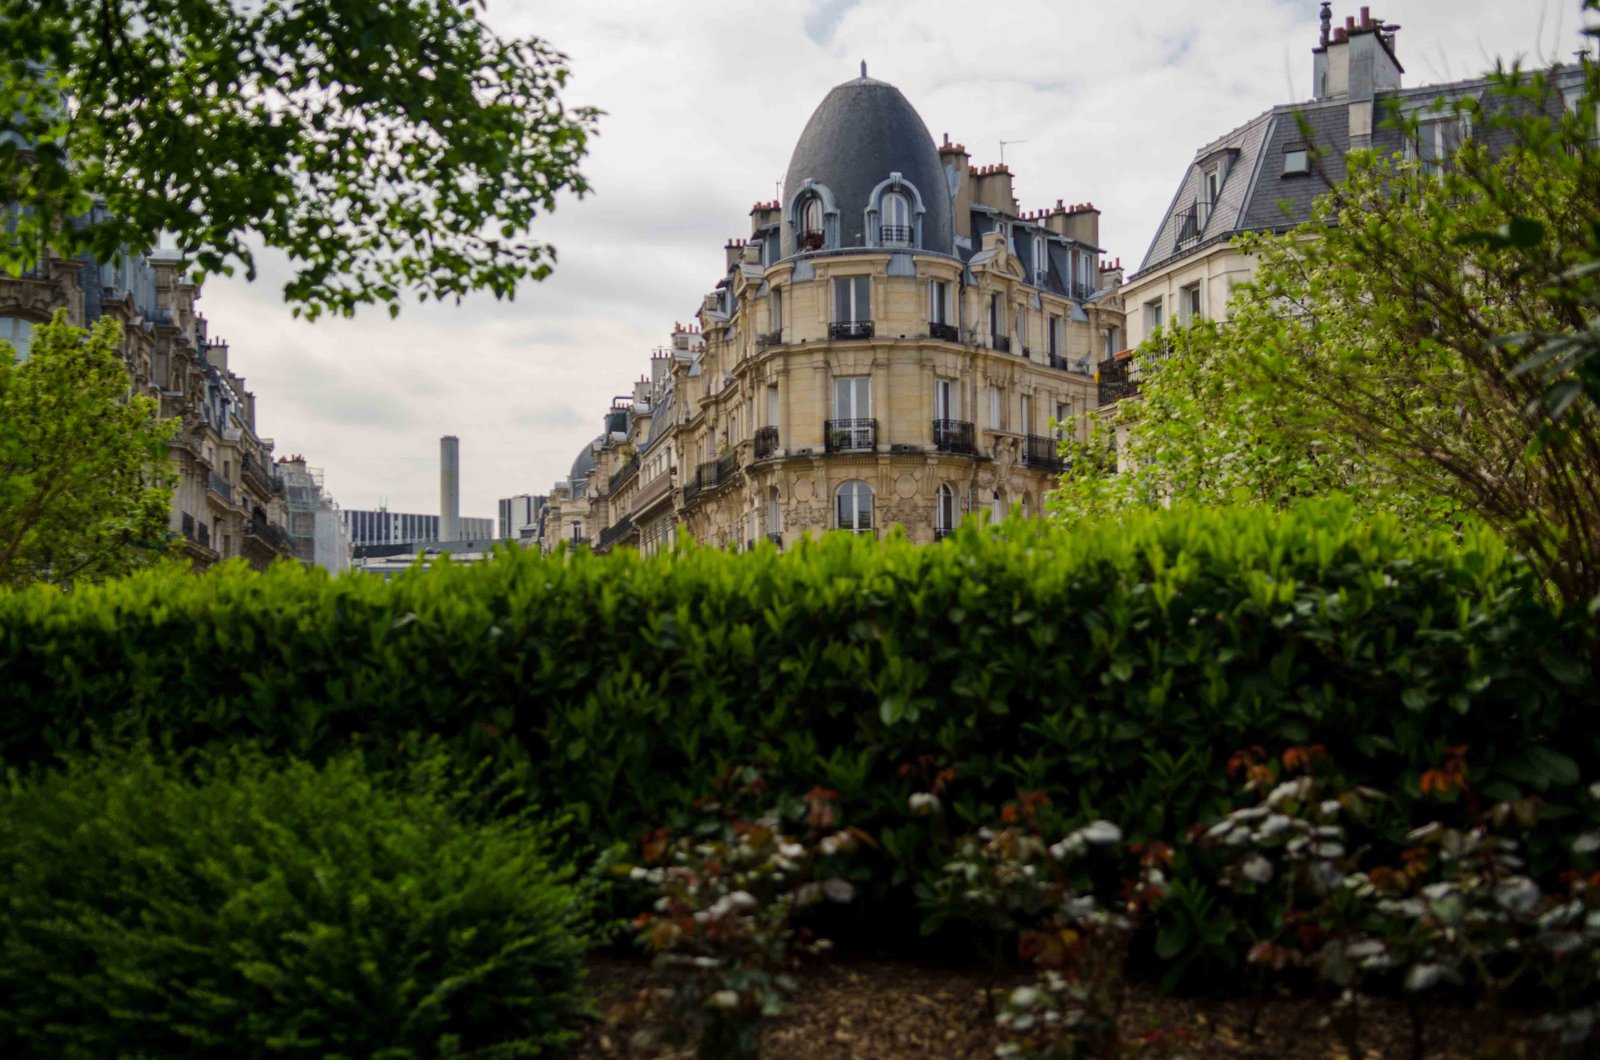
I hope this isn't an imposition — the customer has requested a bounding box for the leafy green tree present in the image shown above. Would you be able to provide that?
[1055,59,1600,607]
[0,311,174,587]
[0,0,598,319]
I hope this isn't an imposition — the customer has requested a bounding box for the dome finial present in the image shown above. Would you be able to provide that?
[860,60,867,78]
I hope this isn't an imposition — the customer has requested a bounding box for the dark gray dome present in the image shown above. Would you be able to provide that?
[782,76,953,256]
[569,437,600,483]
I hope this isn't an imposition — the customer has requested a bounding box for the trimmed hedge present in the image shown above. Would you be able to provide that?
[0,747,592,1057]
[1,501,1593,849]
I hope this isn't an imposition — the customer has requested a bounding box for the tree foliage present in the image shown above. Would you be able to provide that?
[0,311,174,587]
[0,0,598,319]
[1055,57,1600,607]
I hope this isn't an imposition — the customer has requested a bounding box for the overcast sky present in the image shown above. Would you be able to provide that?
[198,0,1592,521]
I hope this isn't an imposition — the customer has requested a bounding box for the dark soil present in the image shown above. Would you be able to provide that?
[573,955,1568,1059]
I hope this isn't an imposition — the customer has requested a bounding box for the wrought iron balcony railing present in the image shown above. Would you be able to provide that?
[829,320,875,341]
[1022,434,1066,473]
[596,515,635,553]
[990,334,1011,353]
[1174,204,1201,247]
[716,449,738,482]
[754,425,779,459]
[933,419,975,455]
[207,471,233,503]
[824,418,877,453]
[928,321,959,343]
[607,454,639,495]
[880,224,913,245]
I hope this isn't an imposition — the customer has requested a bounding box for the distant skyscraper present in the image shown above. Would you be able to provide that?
[440,435,461,542]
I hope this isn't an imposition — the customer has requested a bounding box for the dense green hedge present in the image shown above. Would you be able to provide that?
[2,502,1593,851]
[0,747,592,1057]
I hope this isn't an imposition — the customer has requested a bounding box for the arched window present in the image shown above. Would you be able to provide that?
[835,480,874,534]
[767,487,782,537]
[989,490,1004,524]
[1020,491,1033,519]
[881,190,911,245]
[935,484,957,539]
[1,316,35,361]
[800,196,825,250]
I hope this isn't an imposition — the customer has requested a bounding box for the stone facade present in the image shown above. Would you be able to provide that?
[1,244,303,572]
[545,73,1127,553]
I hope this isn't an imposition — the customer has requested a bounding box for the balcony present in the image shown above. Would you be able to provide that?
[1022,434,1066,473]
[607,454,639,496]
[754,425,780,460]
[928,321,959,343]
[630,469,674,517]
[825,418,877,454]
[933,419,975,455]
[829,320,875,341]
[245,517,293,554]
[755,329,783,349]
[692,450,741,494]
[1071,283,1098,301]
[596,516,636,553]
[1097,356,1139,405]
[879,224,913,245]
[1174,204,1201,248]
[206,471,234,504]
[800,229,825,251]
[990,334,1011,353]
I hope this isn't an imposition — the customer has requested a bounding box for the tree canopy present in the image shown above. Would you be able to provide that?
[0,312,174,587]
[0,0,598,319]
[1053,59,1600,607]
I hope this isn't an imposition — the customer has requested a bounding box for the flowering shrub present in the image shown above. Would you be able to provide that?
[1205,746,1600,1055]
[993,838,1172,1059]
[625,777,864,1059]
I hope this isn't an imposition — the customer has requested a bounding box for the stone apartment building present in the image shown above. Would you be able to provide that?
[545,70,1128,552]
[0,233,304,572]
[1102,2,1590,410]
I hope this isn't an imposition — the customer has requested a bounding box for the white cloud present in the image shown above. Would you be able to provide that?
[199,0,1592,519]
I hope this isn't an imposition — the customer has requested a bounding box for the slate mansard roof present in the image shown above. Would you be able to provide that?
[781,75,956,257]
[1135,66,1587,277]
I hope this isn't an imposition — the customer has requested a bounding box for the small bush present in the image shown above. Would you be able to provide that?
[0,747,591,1058]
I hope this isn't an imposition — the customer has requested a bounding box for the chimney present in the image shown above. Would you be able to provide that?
[1314,5,1402,106]
[939,134,972,239]
[970,163,1016,214]
[440,435,460,541]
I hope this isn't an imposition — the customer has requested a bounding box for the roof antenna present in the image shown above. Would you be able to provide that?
[999,138,1028,165]
[860,60,867,78]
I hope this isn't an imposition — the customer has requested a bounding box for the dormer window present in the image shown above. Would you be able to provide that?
[1408,115,1470,179]
[800,196,825,251]
[1032,233,1047,285]
[881,191,911,245]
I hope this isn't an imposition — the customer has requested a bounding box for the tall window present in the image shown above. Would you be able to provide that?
[1020,394,1034,436]
[1032,233,1047,284]
[936,484,957,534]
[1047,315,1062,358]
[0,316,34,361]
[832,276,871,323]
[987,385,1002,430]
[1410,116,1469,178]
[767,383,779,426]
[881,191,911,244]
[768,287,783,333]
[1180,283,1202,324]
[1055,401,1072,441]
[833,375,871,420]
[929,280,950,325]
[835,480,874,533]
[1144,298,1164,337]
[767,487,782,536]
[1013,307,1025,349]
[1105,325,1121,358]
[934,378,957,420]
[989,293,1003,338]
[990,490,1004,523]
[800,196,825,248]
